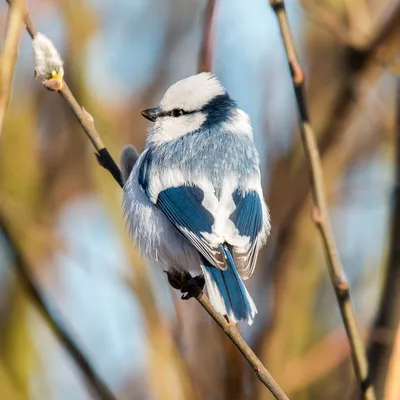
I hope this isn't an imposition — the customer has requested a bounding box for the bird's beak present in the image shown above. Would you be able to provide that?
[141,107,161,122]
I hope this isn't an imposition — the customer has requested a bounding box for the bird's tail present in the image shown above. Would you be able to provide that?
[201,246,257,325]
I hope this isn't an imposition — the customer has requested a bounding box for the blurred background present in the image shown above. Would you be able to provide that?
[0,0,399,399]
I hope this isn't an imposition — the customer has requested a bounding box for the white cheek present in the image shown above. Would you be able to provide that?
[162,113,206,140]
[147,113,206,145]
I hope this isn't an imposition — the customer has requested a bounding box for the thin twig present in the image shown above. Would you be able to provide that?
[166,274,289,398]
[196,293,289,400]
[40,80,123,187]
[0,212,116,400]
[269,1,376,399]
[198,0,215,73]
[11,1,289,398]
[0,0,25,140]
[56,82,123,187]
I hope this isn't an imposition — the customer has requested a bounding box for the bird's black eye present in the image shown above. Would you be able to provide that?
[172,108,184,117]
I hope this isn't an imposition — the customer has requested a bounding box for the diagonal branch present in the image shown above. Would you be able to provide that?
[197,293,289,399]
[7,1,289,399]
[166,269,289,400]
[269,1,376,399]
[0,212,116,400]
[56,82,123,188]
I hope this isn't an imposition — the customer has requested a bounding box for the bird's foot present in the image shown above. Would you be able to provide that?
[181,275,205,300]
[164,269,205,300]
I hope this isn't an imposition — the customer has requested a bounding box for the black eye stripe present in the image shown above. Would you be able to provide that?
[160,108,199,118]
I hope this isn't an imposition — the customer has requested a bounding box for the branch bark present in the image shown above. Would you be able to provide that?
[0,212,116,400]
[269,1,376,399]
[196,293,289,400]
[56,82,123,187]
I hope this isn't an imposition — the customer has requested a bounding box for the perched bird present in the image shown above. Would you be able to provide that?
[121,72,270,325]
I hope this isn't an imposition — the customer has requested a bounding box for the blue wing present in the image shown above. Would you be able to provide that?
[229,189,264,279]
[230,190,263,241]
[155,185,226,270]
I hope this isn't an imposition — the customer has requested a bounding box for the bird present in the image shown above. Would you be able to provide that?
[121,72,270,325]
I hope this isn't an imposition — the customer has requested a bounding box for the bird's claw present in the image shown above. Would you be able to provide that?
[180,275,205,300]
[164,269,205,300]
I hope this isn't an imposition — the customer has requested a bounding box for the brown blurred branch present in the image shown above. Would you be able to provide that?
[5,0,36,38]
[0,0,25,140]
[196,293,289,400]
[384,327,400,400]
[367,78,400,397]
[353,0,400,54]
[302,0,400,52]
[0,212,116,400]
[284,323,369,393]
[198,0,215,73]
[269,1,375,399]
[320,0,400,146]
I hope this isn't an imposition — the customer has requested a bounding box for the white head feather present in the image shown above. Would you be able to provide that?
[146,72,253,146]
[160,72,225,112]
[146,73,224,145]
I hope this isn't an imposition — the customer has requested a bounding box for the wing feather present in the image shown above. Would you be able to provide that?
[229,189,264,279]
[155,185,226,270]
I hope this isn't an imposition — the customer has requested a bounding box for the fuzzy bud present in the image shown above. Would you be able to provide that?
[32,33,64,82]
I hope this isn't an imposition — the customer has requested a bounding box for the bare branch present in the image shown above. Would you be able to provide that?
[196,293,289,400]
[198,0,216,73]
[56,82,123,187]
[0,0,25,140]
[165,269,289,400]
[269,1,376,399]
[39,77,123,187]
[0,212,116,400]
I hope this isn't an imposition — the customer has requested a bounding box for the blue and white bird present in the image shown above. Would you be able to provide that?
[121,72,270,325]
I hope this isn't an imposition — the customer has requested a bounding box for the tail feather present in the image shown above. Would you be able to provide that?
[201,246,257,325]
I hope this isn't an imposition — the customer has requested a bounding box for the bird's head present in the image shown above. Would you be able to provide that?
[142,72,252,145]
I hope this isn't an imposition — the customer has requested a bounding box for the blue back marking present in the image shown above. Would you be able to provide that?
[156,185,214,235]
[230,190,262,241]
